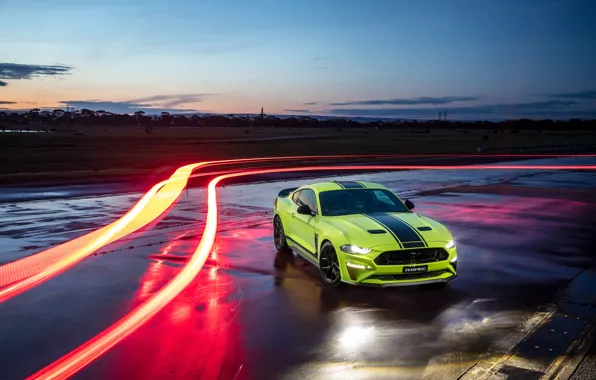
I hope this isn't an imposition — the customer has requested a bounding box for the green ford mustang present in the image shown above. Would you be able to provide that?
[273,180,458,287]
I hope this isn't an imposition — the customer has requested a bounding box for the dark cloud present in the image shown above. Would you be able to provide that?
[58,93,214,114]
[0,63,72,81]
[283,109,312,113]
[128,93,213,108]
[0,100,16,104]
[59,100,199,115]
[328,107,474,117]
[488,100,577,110]
[327,100,586,119]
[0,80,7,87]
[309,57,332,71]
[330,96,479,106]
[303,102,318,105]
[548,91,596,100]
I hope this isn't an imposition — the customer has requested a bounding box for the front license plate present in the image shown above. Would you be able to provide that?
[403,265,428,273]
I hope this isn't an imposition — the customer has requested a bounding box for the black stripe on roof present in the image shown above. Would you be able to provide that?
[334,181,365,189]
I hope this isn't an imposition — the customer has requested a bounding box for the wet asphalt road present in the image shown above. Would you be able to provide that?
[0,158,596,379]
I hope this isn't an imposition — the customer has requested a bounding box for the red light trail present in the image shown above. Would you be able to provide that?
[26,160,596,379]
[0,155,389,303]
[5,153,584,303]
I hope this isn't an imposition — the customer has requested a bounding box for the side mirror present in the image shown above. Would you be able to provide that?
[405,199,415,210]
[297,204,314,216]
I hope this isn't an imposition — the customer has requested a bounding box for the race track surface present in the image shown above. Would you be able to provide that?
[0,157,595,380]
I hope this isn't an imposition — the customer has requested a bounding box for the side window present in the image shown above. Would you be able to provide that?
[373,190,394,206]
[292,190,302,205]
[299,189,318,213]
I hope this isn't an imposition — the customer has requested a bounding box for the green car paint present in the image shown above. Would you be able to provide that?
[273,180,458,287]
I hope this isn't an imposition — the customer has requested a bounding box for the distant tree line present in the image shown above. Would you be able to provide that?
[0,108,594,132]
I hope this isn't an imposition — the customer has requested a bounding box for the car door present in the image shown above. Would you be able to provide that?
[293,189,320,257]
[284,190,304,247]
[283,189,303,243]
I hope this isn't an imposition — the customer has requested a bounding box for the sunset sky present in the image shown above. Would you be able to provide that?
[1,0,595,120]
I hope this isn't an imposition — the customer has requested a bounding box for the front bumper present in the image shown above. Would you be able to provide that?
[341,245,458,287]
[362,274,458,287]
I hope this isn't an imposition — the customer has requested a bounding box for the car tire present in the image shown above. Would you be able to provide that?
[319,242,343,288]
[273,216,290,253]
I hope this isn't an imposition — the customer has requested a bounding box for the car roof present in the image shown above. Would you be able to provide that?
[299,181,389,193]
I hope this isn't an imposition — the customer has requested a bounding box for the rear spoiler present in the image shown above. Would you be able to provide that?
[278,187,298,197]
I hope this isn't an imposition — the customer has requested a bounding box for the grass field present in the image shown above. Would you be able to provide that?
[1,125,595,186]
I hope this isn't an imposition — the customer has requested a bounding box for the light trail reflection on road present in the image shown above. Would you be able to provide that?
[102,237,246,379]
[26,159,596,379]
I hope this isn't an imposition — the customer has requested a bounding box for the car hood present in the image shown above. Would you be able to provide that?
[324,212,452,248]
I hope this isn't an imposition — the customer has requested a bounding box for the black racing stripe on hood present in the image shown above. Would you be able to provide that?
[402,241,427,248]
[334,181,365,189]
[386,214,428,245]
[362,214,403,249]
[365,213,427,247]
[389,214,428,247]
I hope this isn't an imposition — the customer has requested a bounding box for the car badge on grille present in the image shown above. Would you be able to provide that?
[409,251,419,257]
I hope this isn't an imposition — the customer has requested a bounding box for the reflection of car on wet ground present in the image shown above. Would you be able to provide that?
[273,181,458,287]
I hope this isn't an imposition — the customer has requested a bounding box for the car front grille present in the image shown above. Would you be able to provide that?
[369,270,450,281]
[374,248,449,265]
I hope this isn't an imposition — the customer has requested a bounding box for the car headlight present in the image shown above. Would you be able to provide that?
[340,244,371,255]
[346,262,372,270]
[445,240,455,249]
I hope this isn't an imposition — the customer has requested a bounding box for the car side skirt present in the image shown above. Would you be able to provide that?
[286,236,319,268]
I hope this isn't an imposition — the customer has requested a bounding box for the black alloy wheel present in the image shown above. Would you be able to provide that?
[319,242,342,287]
[273,216,289,253]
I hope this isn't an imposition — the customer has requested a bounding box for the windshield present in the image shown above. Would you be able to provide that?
[319,189,410,216]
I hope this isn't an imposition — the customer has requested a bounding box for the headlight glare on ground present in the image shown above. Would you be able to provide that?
[340,244,371,254]
[338,325,375,350]
[445,240,455,249]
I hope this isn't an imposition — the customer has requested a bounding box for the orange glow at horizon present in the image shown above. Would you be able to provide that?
[0,88,291,115]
